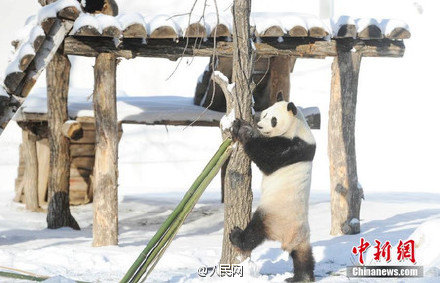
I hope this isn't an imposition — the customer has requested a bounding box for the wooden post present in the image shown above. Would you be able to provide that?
[220,0,255,264]
[22,129,39,211]
[328,40,363,235]
[92,53,118,247]
[46,52,79,230]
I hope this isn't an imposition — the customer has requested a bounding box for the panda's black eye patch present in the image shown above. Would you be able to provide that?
[271,117,277,128]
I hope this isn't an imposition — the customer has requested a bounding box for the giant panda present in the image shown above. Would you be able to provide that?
[229,95,316,282]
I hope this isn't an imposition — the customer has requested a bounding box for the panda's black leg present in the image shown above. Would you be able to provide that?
[285,244,315,282]
[229,209,266,251]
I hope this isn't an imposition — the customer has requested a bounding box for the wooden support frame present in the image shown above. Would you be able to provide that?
[92,53,119,247]
[22,129,39,211]
[46,52,79,230]
[328,39,364,235]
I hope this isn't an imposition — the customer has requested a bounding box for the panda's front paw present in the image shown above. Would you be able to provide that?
[229,226,244,248]
[231,119,243,141]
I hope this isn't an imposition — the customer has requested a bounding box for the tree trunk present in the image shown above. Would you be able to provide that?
[328,43,363,235]
[220,0,255,264]
[92,53,119,247]
[22,129,39,211]
[46,52,79,230]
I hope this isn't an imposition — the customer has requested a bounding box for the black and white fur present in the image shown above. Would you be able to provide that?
[229,96,316,282]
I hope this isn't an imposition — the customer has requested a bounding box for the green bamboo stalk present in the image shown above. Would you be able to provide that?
[133,143,233,282]
[120,138,233,283]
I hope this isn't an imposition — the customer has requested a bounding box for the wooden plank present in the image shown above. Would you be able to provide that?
[288,25,308,37]
[36,138,49,206]
[16,19,74,97]
[70,144,95,157]
[70,129,95,144]
[150,26,178,39]
[64,36,406,59]
[210,24,231,37]
[122,23,147,38]
[22,130,39,211]
[92,53,119,247]
[71,157,95,170]
[185,23,206,38]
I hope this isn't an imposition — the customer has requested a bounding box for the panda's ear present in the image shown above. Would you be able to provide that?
[287,102,297,115]
[276,91,284,102]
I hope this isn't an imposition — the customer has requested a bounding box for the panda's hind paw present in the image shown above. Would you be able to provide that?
[229,226,244,248]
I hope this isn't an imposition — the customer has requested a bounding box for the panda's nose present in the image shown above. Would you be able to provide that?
[257,122,263,129]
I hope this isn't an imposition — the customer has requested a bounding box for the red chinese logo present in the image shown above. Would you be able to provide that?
[352,238,416,265]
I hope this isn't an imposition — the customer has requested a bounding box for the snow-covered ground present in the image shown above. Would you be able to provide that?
[1,0,440,282]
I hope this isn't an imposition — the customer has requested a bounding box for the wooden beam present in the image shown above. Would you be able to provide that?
[328,44,363,236]
[22,129,40,211]
[61,120,83,140]
[46,52,79,230]
[64,36,405,59]
[92,53,119,247]
[16,19,74,97]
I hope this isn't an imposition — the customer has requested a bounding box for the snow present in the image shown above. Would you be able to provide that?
[220,108,235,131]
[37,0,81,24]
[117,13,146,31]
[1,0,440,282]
[72,13,101,34]
[147,14,180,36]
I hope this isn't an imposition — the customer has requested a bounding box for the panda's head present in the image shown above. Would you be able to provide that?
[257,98,315,144]
[257,101,297,138]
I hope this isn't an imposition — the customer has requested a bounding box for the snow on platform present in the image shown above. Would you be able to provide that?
[15,88,224,126]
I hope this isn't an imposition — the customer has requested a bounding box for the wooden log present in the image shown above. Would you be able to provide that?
[4,72,25,94]
[57,5,80,21]
[102,26,121,38]
[184,23,206,38]
[63,36,406,59]
[41,17,56,34]
[19,54,35,71]
[17,19,74,98]
[328,46,363,236]
[22,130,39,211]
[210,24,231,37]
[70,144,95,157]
[258,25,284,37]
[357,23,383,39]
[74,26,101,36]
[335,24,357,38]
[70,167,93,178]
[61,120,83,140]
[150,26,178,39]
[288,25,308,37]
[46,52,79,230]
[309,26,329,38]
[386,27,411,39]
[32,34,46,53]
[37,138,50,206]
[220,0,254,265]
[92,53,118,247]
[122,23,147,38]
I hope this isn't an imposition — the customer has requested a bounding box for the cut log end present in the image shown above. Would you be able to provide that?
[122,24,147,38]
[102,26,121,38]
[150,26,178,39]
[62,120,83,140]
[74,26,101,37]
[335,24,357,38]
[259,26,284,37]
[41,17,56,34]
[386,27,411,39]
[57,6,81,21]
[19,54,35,71]
[358,25,383,39]
[309,27,329,38]
[4,72,26,94]
[288,26,308,37]
[185,23,206,38]
[210,24,231,37]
